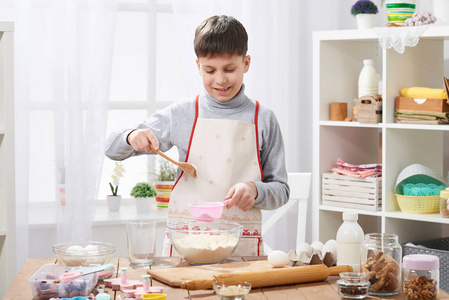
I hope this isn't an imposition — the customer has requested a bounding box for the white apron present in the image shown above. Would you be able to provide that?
[162,96,264,257]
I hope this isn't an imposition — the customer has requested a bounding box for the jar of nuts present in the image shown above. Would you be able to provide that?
[403,254,439,300]
[360,233,402,296]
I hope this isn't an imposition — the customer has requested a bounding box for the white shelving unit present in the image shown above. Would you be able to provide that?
[0,21,15,298]
[312,26,449,245]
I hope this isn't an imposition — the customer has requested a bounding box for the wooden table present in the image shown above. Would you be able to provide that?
[5,257,449,299]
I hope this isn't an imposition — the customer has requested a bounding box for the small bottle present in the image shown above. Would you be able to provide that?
[336,212,364,272]
[358,59,378,98]
[440,188,449,218]
[403,254,439,300]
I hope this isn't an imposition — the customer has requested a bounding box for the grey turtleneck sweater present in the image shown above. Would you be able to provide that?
[105,86,289,210]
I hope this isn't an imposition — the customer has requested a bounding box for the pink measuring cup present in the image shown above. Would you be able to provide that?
[189,199,231,223]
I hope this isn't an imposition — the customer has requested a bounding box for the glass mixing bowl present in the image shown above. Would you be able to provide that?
[167,221,242,265]
[53,241,115,267]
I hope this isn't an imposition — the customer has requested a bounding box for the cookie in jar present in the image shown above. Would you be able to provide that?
[360,233,402,296]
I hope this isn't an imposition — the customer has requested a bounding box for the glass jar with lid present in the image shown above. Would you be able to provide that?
[440,188,449,218]
[360,233,402,296]
[403,254,439,300]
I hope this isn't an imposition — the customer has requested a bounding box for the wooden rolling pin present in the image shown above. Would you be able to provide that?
[180,264,352,290]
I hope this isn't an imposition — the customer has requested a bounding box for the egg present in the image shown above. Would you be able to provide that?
[322,239,337,256]
[310,241,324,252]
[67,245,86,253]
[296,242,313,257]
[268,250,289,268]
[85,244,100,253]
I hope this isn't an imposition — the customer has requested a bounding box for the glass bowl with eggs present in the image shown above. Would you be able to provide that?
[53,241,115,267]
[168,220,243,265]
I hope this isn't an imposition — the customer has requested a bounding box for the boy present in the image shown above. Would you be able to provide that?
[105,15,289,256]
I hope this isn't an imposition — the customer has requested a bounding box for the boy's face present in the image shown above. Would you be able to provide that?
[196,54,250,102]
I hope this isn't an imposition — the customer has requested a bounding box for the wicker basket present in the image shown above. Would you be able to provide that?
[395,194,440,214]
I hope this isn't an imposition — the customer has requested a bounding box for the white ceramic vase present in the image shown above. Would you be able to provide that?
[433,0,449,25]
[107,195,121,212]
[135,197,153,213]
[356,14,375,29]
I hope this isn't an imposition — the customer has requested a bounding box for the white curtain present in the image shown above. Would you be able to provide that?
[0,0,117,272]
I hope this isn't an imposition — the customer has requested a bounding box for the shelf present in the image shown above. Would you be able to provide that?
[320,121,382,128]
[313,26,449,42]
[0,22,13,32]
[0,21,15,298]
[319,205,383,217]
[320,122,449,131]
[313,26,449,245]
[385,123,449,131]
[385,211,449,224]
[313,29,378,41]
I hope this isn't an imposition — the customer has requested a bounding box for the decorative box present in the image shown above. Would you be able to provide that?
[322,173,382,211]
[354,95,382,123]
[395,96,449,113]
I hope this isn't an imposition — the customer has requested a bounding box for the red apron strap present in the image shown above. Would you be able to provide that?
[254,101,263,180]
[173,95,199,188]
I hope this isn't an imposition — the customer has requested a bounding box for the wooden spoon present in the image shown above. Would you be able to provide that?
[150,145,197,178]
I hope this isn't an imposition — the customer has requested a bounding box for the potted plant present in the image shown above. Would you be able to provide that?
[153,160,177,210]
[130,182,157,213]
[107,162,125,212]
[351,0,378,29]
[381,0,416,27]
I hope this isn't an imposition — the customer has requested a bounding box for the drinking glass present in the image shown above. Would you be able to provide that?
[126,220,157,266]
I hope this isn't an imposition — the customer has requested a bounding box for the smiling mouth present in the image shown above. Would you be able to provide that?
[214,87,231,92]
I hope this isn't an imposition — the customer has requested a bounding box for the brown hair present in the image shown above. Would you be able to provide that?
[194,15,248,58]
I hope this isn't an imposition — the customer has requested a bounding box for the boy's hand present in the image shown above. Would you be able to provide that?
[225,182,258,211]
[127,128,160,153]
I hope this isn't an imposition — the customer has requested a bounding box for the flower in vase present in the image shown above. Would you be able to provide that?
[351,0,379,15]
[109,162,125,196]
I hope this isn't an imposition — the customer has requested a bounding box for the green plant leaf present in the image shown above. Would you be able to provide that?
[130,182,157,198]
[155,160,177,181]
[109,182,116,196]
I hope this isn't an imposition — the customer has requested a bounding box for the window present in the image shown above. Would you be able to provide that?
[99,0,189,199]
[29,0,188,203]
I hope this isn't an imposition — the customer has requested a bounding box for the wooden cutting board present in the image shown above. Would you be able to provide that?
[148,260,273,287]
[147,260,351,290]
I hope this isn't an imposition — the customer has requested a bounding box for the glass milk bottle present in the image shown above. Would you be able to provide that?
[358,59,378,98]
[336,212,364,272]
